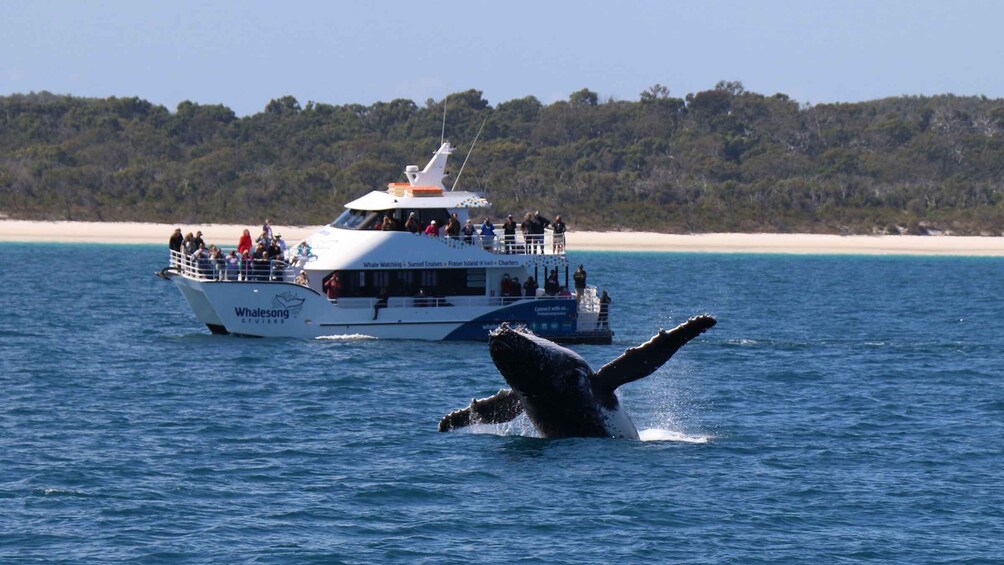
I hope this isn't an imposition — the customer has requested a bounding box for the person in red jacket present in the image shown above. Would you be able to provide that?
[237,228,253,255]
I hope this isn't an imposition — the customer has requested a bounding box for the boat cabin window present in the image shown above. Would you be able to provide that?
[331,208,458,231]
[398,209,454,230]
[377,209,456,231]
[329,268,486,298]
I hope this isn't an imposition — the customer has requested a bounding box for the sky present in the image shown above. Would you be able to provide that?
[3,0,1003,116]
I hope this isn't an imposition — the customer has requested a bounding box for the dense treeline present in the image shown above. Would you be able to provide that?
[2,83,1003,234]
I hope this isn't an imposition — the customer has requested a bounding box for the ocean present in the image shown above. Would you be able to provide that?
[1,243,1002,563]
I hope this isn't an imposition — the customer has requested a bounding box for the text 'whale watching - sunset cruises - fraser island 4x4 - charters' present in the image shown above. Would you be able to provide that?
[158,142,613,343]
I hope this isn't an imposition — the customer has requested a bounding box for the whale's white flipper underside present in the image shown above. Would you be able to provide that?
[438,388,523,432]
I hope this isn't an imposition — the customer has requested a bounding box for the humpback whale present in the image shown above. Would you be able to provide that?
[439,315,716,439]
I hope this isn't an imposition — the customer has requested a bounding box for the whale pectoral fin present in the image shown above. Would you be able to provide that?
[593,315,716,392]
[438,388,524,432]
[438,406,473,431]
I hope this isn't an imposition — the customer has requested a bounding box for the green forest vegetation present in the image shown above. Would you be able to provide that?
[2,83,1003,235]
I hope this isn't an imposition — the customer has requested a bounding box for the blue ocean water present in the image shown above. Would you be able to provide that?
[1,243,1002,563]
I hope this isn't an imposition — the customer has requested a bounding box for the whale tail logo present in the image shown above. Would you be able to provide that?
[273,292,305,317]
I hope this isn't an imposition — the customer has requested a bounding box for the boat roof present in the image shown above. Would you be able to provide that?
[344,190,490,211]
[342,141,490,211]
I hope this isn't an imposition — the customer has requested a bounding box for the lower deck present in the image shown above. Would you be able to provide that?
[163,271,612,343]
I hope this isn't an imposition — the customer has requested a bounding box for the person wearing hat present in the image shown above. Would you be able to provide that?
[192,230,205,252]
[405,212,420,233]
[424,219,440,236]
[275,234,286,254]
[502,214,517,254]
[462,218,476,244]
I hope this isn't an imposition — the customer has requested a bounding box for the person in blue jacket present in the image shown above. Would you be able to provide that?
[480,217,496,251]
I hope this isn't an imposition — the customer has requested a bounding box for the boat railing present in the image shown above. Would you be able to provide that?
[431,229,566,256]
[167,249,294,282]
[168,229,567,279]
[578,286,600,313]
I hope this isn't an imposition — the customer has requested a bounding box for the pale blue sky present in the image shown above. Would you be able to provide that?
[3,0,1002,116]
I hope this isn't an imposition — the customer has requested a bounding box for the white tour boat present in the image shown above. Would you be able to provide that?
[160,142,613,343]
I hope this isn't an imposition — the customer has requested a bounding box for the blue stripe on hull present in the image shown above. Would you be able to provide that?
[443,298,583,341]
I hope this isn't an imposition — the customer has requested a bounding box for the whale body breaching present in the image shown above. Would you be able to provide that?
[439,315,717,439]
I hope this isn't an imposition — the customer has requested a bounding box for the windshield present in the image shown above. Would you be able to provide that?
[331,209,379,230]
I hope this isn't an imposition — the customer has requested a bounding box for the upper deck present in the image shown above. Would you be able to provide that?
[167,228,570,281]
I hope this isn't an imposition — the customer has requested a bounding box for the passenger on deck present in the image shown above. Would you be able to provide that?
[512,278,521,299]
[480,217,495,250]
[261,218,273,243]
[169,227,183,252]
[597,290,611,329]
[372,287,389,320]
[268,255,287,281]
[381,216,394,231]
[520,213,532,253]
[523,276,539,298]
[275,234,287,255]
[208,245,224,279]
[252,242,269,281]
[530,211,550,254]
[501,273,514,301]
[169,228,184,266]
[462,219,476,244]
[573,264,587,302]
[405,212,420,234]
[192,230,205,252]
[201,247,215,279]
[446,214,461,239]
[544,269,559,296]
[238,228,253,255]
[551,215,566,253]
[192,243,211,277]
[323,273,340,302]
[267,237,282,262]
[225,251,240,281]
[294,241,312,267]
[502,215,517,254]
[424,220,440,236]
[239,250,251,281]
[294,271,309,287]
[183,232,195,257]
[414,287,428,307]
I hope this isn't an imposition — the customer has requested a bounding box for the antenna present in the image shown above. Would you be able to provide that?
[451,116,488,191]
[440,96,448,146]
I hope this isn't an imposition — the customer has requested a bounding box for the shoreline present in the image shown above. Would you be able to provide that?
[1,220,1003,256]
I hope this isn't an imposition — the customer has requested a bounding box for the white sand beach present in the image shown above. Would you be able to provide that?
[1,220,1003,256]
